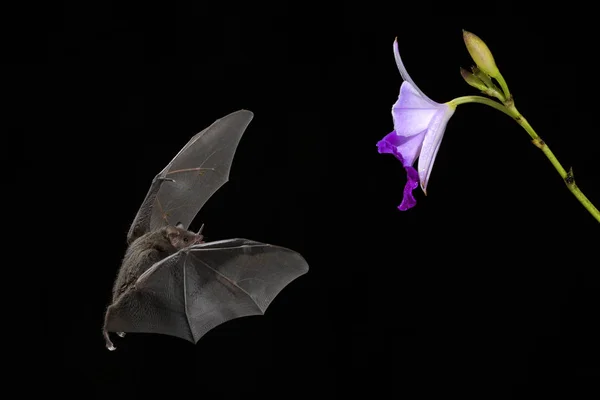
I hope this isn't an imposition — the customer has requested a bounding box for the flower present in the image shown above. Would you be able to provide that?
[462,30,499,79]
[377,38,456,211]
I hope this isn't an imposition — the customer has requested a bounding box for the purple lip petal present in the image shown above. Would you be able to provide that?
[377,132,421,211]
[399,166,419,211]
[377,131,405,162]
[377,130,425,168]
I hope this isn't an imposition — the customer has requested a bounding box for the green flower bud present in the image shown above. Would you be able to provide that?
[462,30,500,78]
[460,67,488,92]
[460,67,506,101]
[471,67,494,88]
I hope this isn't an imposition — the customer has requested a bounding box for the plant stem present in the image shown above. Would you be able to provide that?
[447,96,600,223]
[449,95,512,117]
[495,73,511,100]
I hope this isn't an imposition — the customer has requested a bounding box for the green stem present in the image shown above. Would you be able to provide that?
[449,95,512,117]
[495,73,511,100]
[447,96,600,223]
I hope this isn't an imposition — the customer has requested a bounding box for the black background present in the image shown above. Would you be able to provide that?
[18,5,599,399]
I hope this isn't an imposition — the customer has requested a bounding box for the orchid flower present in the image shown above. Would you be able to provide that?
[377,39,456,211]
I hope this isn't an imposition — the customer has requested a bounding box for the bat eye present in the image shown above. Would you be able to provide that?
[183,237,189,243]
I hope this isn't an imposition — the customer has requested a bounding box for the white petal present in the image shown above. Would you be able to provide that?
[417,105,456,193]
[393,108,437,138]
[393,38,436,105]
[392,82,438,137]
[394,81,436,109]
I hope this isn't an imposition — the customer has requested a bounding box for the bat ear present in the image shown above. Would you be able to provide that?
[175,222,185,229]
[165,225,180,236]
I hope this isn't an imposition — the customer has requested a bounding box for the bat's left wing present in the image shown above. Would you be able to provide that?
[127,110,254,243]
[152,110,254,231]
[104,239,309,344]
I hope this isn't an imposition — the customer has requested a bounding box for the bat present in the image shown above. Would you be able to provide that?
[102,109,309,351]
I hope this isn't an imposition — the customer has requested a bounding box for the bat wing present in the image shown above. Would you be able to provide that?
[105,239,309,344]
[136,109,254,233]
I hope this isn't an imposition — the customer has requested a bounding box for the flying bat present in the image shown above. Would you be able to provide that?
[102,110,309,351]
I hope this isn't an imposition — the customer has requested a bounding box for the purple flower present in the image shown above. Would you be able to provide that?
[378,39,456,211]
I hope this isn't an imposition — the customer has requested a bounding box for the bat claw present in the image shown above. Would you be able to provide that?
[117,332,126,338]
[106,342,116,351]
[157,176,175,183]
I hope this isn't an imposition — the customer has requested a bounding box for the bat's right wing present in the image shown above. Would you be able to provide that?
[104,239,309,344]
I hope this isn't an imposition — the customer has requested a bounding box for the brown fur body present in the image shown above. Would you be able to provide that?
[103,224,203,350]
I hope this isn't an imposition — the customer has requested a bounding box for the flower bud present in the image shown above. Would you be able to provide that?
[471,67,494,88]
[462,30,499,78]
[460,67,488,92]
[460,67,506,101]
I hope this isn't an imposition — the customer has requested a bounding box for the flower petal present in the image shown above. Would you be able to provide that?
[393,39,435,105]
[377,130,425,167]
[394,81,437,110]
[400,166,419,211]
[377,132,421,211]
[377,131,407,163]
[395,132,425,167]
[392,84,438,138]
[417,105,456,193]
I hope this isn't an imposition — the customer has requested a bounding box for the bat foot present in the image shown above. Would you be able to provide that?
[117,332,126,338]
[104,329,117,351]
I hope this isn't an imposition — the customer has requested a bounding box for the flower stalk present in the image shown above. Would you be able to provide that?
[456,30,600,223]
[448,95,600,223]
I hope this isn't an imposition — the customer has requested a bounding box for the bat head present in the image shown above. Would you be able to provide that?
[165,222,204,250]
